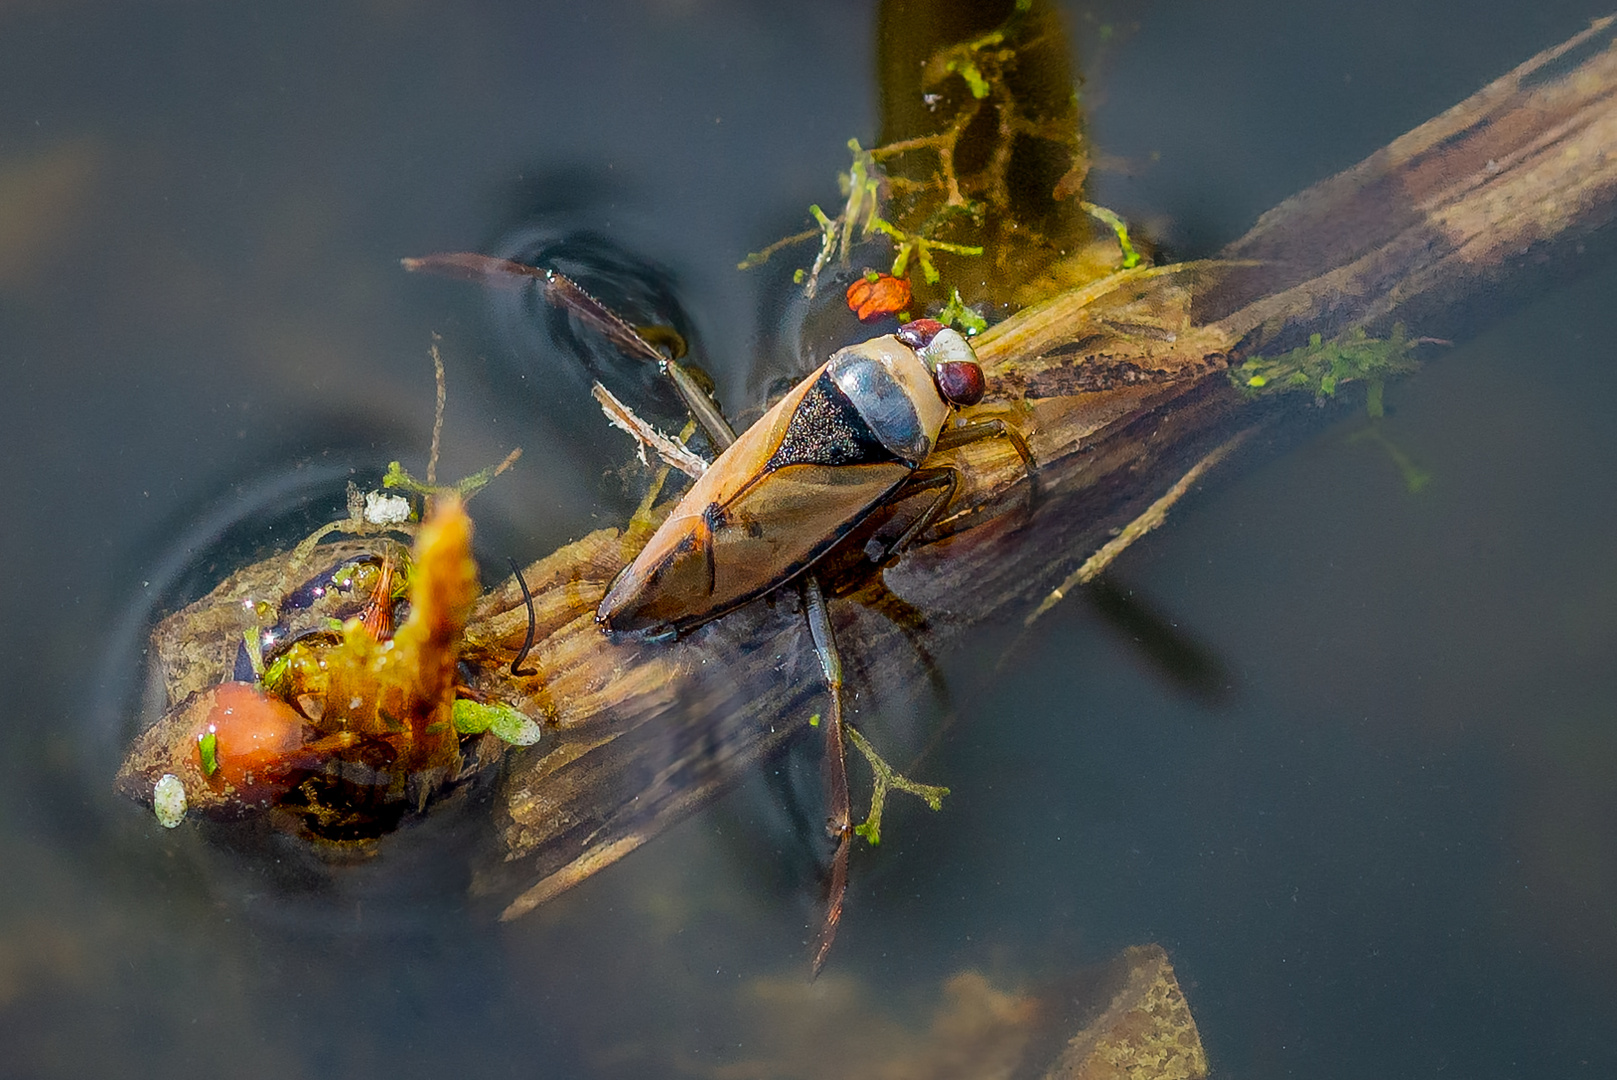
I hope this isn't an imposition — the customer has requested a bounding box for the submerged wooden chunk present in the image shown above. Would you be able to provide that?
[118,495,494,835]
[1042,945,1207,1080]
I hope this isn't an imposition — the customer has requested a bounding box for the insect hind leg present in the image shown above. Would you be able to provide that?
[861,415,1037,568]
[882,417,1041,562]
[801,575,851,975]
[663,361,737,451]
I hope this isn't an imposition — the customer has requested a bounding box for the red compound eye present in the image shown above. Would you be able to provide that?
[934,360,985,406]
[896,318,946,350]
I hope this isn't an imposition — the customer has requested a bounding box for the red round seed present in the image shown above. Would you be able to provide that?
[845,273,912,322]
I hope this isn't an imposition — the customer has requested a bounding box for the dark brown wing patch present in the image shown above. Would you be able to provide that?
[764,372,902,471]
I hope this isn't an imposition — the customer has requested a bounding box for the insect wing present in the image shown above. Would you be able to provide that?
[599,363,913,635]
[707,459,911,607]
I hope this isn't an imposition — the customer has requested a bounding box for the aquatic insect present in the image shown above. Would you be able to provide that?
[594,314,1033,968]
[406,251,1034,970]
[596,317,1014,637]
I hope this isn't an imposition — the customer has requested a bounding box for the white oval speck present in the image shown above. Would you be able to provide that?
[153,774,187,829]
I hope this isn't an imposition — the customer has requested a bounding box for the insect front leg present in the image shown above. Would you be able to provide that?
[865,416,1040,566]
[933,416,1037,482]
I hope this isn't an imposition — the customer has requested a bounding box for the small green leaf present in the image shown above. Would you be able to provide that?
[452,699,542,746]
[381,460,422,492]
[938,288,988,335]
[808,713,821,728]
[948,58,991,99]
[451,698,496,733]
[261,652,291,695]
[241,627,265,678]
[491,710,542,747]
[197,730,219,777]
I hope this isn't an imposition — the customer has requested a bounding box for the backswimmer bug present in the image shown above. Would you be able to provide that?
[406,251,1035,969]
[596,316,1021,636]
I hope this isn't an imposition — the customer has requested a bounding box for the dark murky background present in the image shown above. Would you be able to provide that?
[3,1,1614,1076]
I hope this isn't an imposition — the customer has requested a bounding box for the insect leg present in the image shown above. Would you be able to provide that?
[802,574,851,975]
[865,467,959,567]
[663,362,736,451]
[933,417,1038,496]
[550,266,735,451]
[870,414,1039,564]
[403,252,738,450]
[543,265,736,451]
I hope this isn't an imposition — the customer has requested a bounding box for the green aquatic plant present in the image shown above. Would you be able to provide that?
[382,454,521,504]
[937,287,988,335]
[845,725,949,846]
[1237,325,1433,493]
[803,714,949,847]
[451,699,543,746]
[740,139,985,297]
[1080,201,1141,270]
[1349,424,1434,494]
[1236,325,1421,401]
[740,1,1133,320]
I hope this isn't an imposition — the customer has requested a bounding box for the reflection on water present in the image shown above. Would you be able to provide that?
[2,1,1615,1077]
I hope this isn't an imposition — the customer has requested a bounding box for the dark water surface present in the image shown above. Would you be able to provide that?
[2,2,1613,1077]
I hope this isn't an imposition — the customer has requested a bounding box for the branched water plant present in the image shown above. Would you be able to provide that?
[1236,325,1435,492]
[741,1,1133,322]
[1236,326,1421,403]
